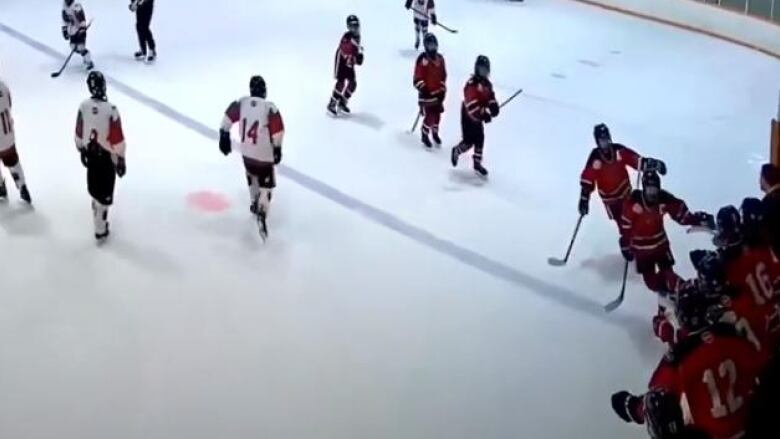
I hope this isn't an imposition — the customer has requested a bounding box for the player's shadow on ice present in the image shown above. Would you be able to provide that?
[341,112,385,131]
[0,205,50,236]
[102,238,181,275]
[446,169,488,188]
[580,254,641,283]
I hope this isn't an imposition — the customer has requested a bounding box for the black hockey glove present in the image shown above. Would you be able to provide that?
[79,149,89,168]
[116,157,126,178]
[431,14,438,26]
[488,101,500,117]
[641,157,667,176]
[129,1,137,12]
[356,52,364,66]
[621,246,634,262]
[62,26,70,40]
[405,0,412,9]
[694,211,715,229]
[611,391,643,424]
[578,197,589,216]
[482,109,493,124]
[219,130,232,156]
[273,146,282,165]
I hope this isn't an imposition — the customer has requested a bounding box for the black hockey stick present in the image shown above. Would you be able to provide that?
[500,89,524,108]
[51,19,93,78]
[410,8,459,34]
[409,112,422,133]
[603,171,642,312]
[604,261,629,312]
[547,214,584,267]
[51,48,77,78]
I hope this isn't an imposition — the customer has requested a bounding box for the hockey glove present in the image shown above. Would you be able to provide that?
[273,146,282,165]
[488,101,500,117]
[405,0,412,9]
[431,14,438,26]
[116,157,126,178]
[694,211,715,230]
[62,26,70,40]
[129,1,138,12]
[79,149,89,168]
[356,51,364,66]
[482,109,493,124]
[611,391,643,424]
[219,130,232,156]
[621,246,634,262]
[578,197,589,216]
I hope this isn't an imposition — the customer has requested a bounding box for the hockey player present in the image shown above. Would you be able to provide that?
[0,77,31,204]
[75,71,127,241]
[579,123,666,257]
[220,75,284,239]
[129,0,156,62]
[62,0,94,70]
[413,33,446,148]
[611,283,765,439]
[404,0,437,50]
[450,55,498,177]
[643,389,710,439]
[620,170,713,293]
[328,15,363,117]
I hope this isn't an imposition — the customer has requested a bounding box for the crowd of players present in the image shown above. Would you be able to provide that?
[3,1,780,436]
[579,125,780,437]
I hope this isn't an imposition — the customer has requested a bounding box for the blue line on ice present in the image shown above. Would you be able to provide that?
[0,22,643,328]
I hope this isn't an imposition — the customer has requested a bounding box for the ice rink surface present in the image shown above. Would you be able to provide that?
[0,0,779,438]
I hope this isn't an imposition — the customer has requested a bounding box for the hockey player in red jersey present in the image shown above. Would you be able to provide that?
[413,33,446,148]
[75,72,127,241]
[621,171,713,293]
[0,76,31,204]
[62,0,94,70]
[611,283,765,439]
[450,55,499,177]
[404,0,437,50]
[579,123,666,257]
[220,76,284,240]
[327,15,363,117]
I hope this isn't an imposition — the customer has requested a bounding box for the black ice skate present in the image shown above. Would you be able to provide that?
[450,145,461,167]
[257,207,268,241]
[473,161,489,177]
[134,51,146,61]
[250,201,259,215]
[431,131,442,146]
[338,100,351,114]
[86,61,95,71]
[421,131,432,149]
[95,223,110,242]
[327,100,339,117]
[0,182,7,200]
[147,50,156,63]
[19,185,31,204]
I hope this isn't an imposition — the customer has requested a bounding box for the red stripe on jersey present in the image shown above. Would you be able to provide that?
[225,101,241,124]
[108,116,125,146]
[75,110,84,140]
[268,110,284,137]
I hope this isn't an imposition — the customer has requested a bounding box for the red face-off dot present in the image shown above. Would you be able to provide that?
[187,191,231,213]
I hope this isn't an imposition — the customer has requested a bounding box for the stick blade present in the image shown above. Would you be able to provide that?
[604,296,623,312]
[547,257,566,267]
[50,72,61,78]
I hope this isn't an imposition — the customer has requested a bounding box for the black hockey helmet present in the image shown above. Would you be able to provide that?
[87,71,107,101]
[690,250,728,296]
[644,389,684,439]
[474,55,490,78]
[593,123,612,149]
[423,33,438,55]
[740,197,765,246]
[346,15,360,34]
[249,75,266,99]
[642,170,661,204]
[713,205,742,250]
[675,280,723,333]
[64,0,74,6]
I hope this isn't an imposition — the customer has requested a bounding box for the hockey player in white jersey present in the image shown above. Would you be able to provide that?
[219,76,285,240]
[75,72,127,241]
[405,0,437,50]
[0,78,31,203]
[62,0,94,70]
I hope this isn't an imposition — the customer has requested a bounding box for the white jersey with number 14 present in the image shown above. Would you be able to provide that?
[0,80,15,153]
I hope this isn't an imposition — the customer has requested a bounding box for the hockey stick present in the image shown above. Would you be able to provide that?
[410,8,459,34]
[409,112,422,133]
[604,170,642,312]
[547,214,584,267]
[500,89,523,108]
[51,19,93,78]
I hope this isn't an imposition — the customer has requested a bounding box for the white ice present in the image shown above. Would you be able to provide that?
[0,0,778,438]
